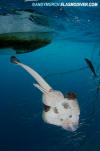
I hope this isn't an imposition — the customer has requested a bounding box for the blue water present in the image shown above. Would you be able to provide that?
[0,0,100,151]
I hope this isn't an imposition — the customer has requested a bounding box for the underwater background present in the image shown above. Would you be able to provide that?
[0,0,100,151]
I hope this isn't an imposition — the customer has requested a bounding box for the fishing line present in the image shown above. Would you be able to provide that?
[74,41,100,151]
[44,66,88,79]
[91,38,100,62]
